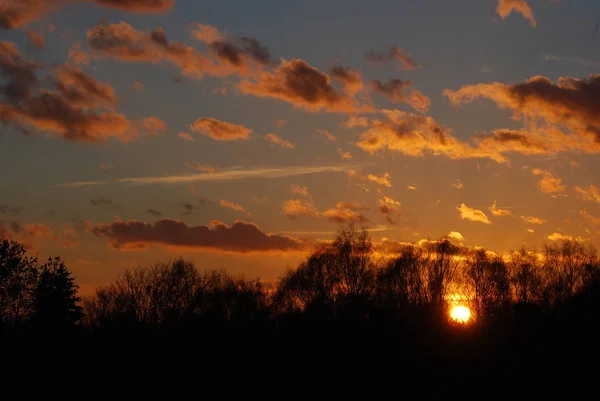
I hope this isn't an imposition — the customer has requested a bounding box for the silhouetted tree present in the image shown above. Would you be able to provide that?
[465,249,509,318]
[509,247,542,305]
[0,240,38,326]
[31,257,83,330]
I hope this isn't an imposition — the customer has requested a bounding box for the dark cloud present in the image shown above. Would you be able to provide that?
[330,65,364,95]
[147,208,162,216]
[239,58,373,113]
[370,79,430,113]
[90,196,113,206]
[90,219,309,253]
[238,36,270,65]
[445,74,600,145]
[94,0,175,14]
[0,0,174,31]
[0,204,22,216]
[0,41,134,143]
[365,47,420,70]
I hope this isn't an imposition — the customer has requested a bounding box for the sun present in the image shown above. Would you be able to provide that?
[450,305,471,323]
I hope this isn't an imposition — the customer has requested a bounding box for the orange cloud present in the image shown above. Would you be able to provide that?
[189,23,224,44]
[444,75,600,154]
[141,116,167,135]
[457,204,491,224]
[496,0,537,27]
[219,200,251,216]
[316,129,337,142]
[377,195,402,224]
[330,65,364,96]
[291,185,310,197]
[281,199,320,219]
[529,168,565,194]
[337,148,352,160]
[489,201,513,217]
[575,185,600,204]
[0,0,174,30]
[190,117,252,141]
[90,219,308,253]
[448,231,464,241]
[132,81,145,90]
[94,0,174,14]
[354,109,506,162]
[322,202,365,224]
[0,42,136,143]
[521,215,547,225]
[239,58,374,113]
[365,47,420,70]
[370,79,430,113]
[25,29,44,49]
[264,133,295,148]
[367,173,392,187]
[178,132,194,141]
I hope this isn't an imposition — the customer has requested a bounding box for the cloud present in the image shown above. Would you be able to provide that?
[444,75,600,152]
[147,209,162,216]
[190,117,252,141]
[489,201,513,217]
[281,199,320,219]
[0,204,21,216]
[238,58,373,113]
[580,210,600,227]
[452,180,464,190]
[0,220,77,249]
[185,163,215,173]
[408,185,417,190]
[330,65,364,96]
[370,79,430,113]
[220,199,251,216]
[90,196,113,206]
[322,202,365,224]
[26,29,44,49]
[0,1,174,31]
[448,231,464,241]
[0,43,135,143]
[291,185,310,197]
[141,116,167,135]
[189,23,224,44]
[94,0,174,14]
[457,203,491,224]
[55,164,361,187]
[365,47,420,70]
[342,116,370,128]
[521,215,547,225]
[264,133,295,148]
[354,109,506,162]
[87,22,250,80]
[367,173,392,187]
[377,195,402,224]
[90,218,308,253]
[132,81,145,90]
[496,0,537,28]
[529,168,565,194]
[337,148,352,159]
[274,119,287,128]
[547,232,583,242]
[316,129,337,142]
[575,185,600,203]
[178,132,194,141]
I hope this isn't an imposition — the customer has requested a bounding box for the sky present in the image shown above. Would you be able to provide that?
[1,0,600,295]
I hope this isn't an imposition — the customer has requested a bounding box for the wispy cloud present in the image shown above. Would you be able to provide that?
[54,165,362,188]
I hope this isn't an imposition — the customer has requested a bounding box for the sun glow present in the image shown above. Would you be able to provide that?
[450,305,471,323]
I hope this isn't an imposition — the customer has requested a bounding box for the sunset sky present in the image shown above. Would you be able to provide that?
[1,0,600,294]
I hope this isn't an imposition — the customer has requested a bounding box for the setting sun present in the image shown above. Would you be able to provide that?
[450,306,471,323]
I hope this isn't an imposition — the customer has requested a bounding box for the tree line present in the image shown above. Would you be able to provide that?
[1,225,599,332]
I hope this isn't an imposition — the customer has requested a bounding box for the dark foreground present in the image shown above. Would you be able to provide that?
[3,300,599,400]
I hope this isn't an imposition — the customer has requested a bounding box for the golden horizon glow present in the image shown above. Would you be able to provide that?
[450,305,471,323]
